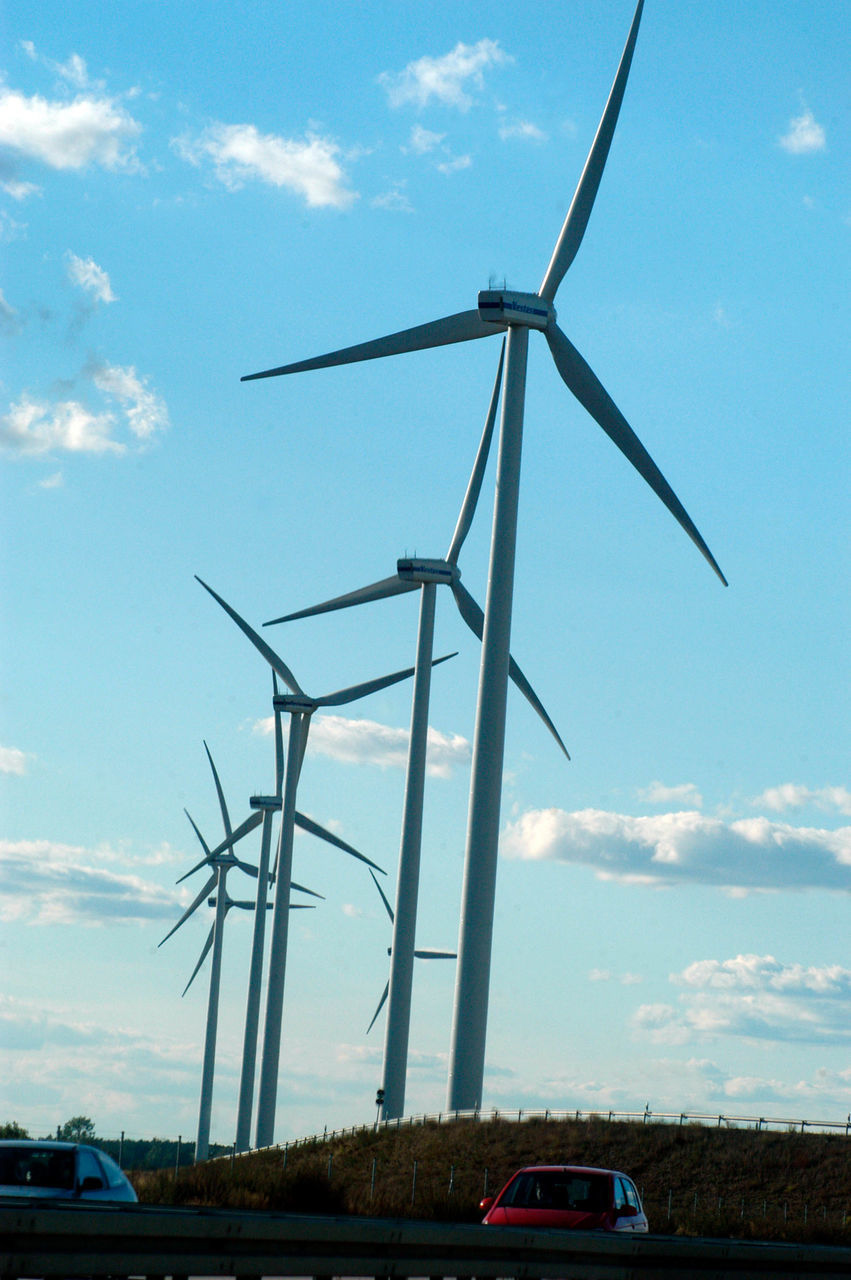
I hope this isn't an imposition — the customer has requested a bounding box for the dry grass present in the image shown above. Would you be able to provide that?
[131,1116,851,1244]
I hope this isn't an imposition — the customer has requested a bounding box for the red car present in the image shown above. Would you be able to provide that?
[480,1164,648,1233]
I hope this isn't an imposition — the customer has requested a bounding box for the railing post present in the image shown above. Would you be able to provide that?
[411,1159,418,1206]
[174,1135,181,1180]
[370,1157,376,1201]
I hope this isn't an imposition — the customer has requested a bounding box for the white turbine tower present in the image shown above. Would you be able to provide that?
[365,870,455,1039]
[264,343,567,1121]
[196,575,453,1146]
[239,0,727,1111]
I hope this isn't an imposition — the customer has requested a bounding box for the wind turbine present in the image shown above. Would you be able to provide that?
[365,870,455,1041]
[181,889,317,999]
[239,0,726,1111]
[196,575,454,1146]
[264,343,567,1121]
[202,671,388,1152]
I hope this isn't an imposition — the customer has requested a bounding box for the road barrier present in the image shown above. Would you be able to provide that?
[3,1199,851,1280]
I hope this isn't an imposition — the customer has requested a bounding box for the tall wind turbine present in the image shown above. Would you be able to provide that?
[264,343,567,1121]
[365,870,455,1039]
[239,0,726,1111]
[196,575,453,1146]
[202,671,388,1152]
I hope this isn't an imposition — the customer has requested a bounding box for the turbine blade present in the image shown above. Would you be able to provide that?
[207,809,264,860]
[414,949,457,960]
[232,856,260,879]
[203,741,233,841]
[315,652,455,708]
[539,0,645,301]
[242,310,502,382]
[546,324,727,584]
[265,575,415,626]
[366,981,390,1035]
[159,872,217,947]
[451,580,571,758]
[445,339,505,565]
[195,577,304,692]
[184,809,211,858]
[181,925,214,996]
[295,810,386,874]
[290,880,325,900]
[370,868,395,924]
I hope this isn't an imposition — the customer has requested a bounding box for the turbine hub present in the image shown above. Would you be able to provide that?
[397,557,456,585]
[273,694,317,713]
[477,289,553,331]
[251,795,281,810]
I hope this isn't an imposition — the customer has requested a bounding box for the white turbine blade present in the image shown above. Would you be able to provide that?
[203,741,233,841]
[159,871,217,947]
[370,868,394,924]
[242,310,502,382]
[290,880,325,900]
[414,949,457,960]
[273,672,285,795]
[451,580,571,758]
[195,576,305,693]
[316,651,455,708]
[366,981,390,1035]
[546,324,727,585]
[539,0,645,301]
[445,339,506,565]
[295,810,386,874]
[182,925,214,997]
[183,808,211,855]
[265,575,416,626]
[232,855,260,879]
[207,809,264,860]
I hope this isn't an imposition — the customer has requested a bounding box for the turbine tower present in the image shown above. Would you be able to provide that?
[196,576,453,1145]
[264,344,567,1121]
[239,0,726,1112]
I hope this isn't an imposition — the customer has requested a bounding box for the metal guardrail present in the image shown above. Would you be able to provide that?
[2,1200,851,1280]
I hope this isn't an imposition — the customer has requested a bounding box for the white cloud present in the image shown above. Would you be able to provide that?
[1,362,167,456]
[436,154,471,175]
[637,781,703,809]
[406,124,445,154]
[174,123,356,209]
[255,712,470,777]
[371,184,414,213]
[66,252,116,303]
[0,87,141,171]
[753,784,851,817]
[633,954,851,1048]
[0,176,41,200]
[0,839,184,926]
[380,39,510,111]
[501,806,851,892]
[89,361,168,440]
[779,108,826,155]
[0,288,21,335]
[498,119,546,143]
[0,746,28,775]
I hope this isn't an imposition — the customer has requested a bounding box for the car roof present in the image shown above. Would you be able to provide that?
[0,1140,79,1151]
[514,1165,624,1177]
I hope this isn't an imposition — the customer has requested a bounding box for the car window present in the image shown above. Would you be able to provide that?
[76,1148,104,1187]
[502,1171,609,1211]
[95,1151,127,1189]
[0,1146,74,1191]
[621,1177,641,1211]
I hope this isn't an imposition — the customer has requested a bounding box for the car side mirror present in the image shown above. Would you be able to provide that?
[479,1196,495,1212]
[618,1203,637,1217]
[79,1175,104,1193]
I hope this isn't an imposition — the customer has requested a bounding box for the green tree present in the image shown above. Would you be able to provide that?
[0,1121,29,1138]
[59,1115,96,1142]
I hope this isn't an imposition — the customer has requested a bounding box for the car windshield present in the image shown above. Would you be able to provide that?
[0,1146,75,1191]
[502,1170,609,1212]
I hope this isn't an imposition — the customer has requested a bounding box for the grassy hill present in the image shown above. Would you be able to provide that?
[132,1115,851,1245]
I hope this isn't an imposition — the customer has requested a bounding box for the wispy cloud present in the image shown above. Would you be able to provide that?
[498,119,546,143]
[380,39,511,111]
[66,252,116,304]
[779,108,826,155]
[254,712,470,778]
[753,784,851,817]
[0,746,28,776]
[633,954,851,1047]
[174,123,356,209]
[0,288,21,335]
[501,806,851,892]
[637,781,703,809]
[0,839,184,926]
[405,124,445,154]
[0,86,141,171]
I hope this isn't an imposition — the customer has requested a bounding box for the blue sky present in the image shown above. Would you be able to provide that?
[1,0,849,1146]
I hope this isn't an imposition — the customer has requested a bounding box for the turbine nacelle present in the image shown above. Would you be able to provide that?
[477,290,553,331]
[396,557,457,585]
[273,694,317,714]
[250,794,282,810]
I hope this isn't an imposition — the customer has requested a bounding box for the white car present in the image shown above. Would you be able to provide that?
[0,1139,137,1203]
